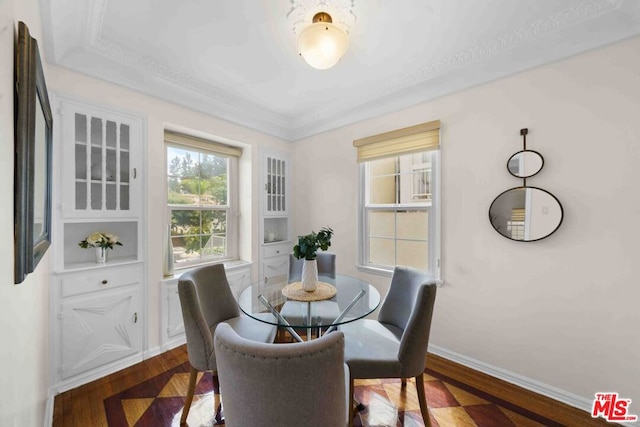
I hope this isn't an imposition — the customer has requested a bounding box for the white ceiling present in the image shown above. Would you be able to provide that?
[39,0,640,141]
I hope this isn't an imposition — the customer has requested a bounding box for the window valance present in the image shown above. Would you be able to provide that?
[164,130,242,158]
[353,120,440,163]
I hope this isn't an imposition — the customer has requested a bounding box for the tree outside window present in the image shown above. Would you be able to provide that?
[167,145,233,265]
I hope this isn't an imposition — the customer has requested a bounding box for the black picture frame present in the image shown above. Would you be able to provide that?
[14,21,53,284]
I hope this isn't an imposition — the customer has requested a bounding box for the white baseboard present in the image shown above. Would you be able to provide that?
[52,353,143,394]
[145,334,185,359]
[428,344,640,427]
[44,391,54,427]
[160,336,186,354]
[144,346,163,359]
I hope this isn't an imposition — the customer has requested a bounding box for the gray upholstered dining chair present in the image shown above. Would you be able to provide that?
[281,252,339,334]
[214,322,349,427]
[288,252,336,280]
[177,264,278,426]
[340,266,437,427]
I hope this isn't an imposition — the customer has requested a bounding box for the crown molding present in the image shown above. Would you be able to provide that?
[290,0,626,130]
[42,0,640,142]
[286,0,357,35]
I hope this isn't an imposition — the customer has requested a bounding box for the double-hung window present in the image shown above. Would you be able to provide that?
[355,121,441,277]
[165,131,240,267]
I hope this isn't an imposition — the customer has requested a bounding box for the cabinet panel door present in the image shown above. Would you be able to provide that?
[226,267,251,300]
[59,288,141,380]
[262,255,289,286]
[166,283,184,339]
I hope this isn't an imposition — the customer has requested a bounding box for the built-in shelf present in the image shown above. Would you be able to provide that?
[61,221,138,272]
[62,256,141,273]
[263,216,288,244]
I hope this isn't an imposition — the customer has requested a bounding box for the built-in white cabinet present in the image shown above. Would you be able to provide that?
[51,96,146,392]
[56,270,142,380]
[160,262,252,351]
[260,151,290,293]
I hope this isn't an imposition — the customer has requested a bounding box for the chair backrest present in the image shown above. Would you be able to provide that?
[289,252,336,279]
[178,264,240,371]
[378,266,437,377]
[214,323,347,427]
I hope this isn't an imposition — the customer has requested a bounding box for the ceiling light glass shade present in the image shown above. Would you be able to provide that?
[297,22,349,70]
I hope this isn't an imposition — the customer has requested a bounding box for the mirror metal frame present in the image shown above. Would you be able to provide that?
[488,186,564,242]
[506,149,545,179]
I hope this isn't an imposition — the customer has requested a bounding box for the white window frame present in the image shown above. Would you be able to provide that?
[357,150,441,279]
[165,143,239,269]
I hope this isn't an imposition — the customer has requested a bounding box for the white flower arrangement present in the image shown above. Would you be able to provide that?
[78,232,123,250]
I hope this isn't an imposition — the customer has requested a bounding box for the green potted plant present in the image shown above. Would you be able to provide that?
[293,227,333,291]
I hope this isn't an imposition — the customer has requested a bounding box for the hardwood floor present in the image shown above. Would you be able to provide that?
[52,344,613,426]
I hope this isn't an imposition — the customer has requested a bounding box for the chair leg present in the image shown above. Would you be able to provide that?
[214,370,224,424]
[349,375,355,427]
[415,373,432,427]
[181,366,198,426]
[401,377,407,388]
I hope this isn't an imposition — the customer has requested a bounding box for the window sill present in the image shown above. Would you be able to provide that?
[161,259,252,284]
[356,264,394,278]
[357,264,445,286]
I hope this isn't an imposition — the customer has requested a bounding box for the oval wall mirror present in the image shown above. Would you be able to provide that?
[489,186,563,242]
[507,150,544,178]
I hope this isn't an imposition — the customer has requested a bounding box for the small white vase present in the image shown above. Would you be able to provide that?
[95,247,107,264]
[302,259,319,292]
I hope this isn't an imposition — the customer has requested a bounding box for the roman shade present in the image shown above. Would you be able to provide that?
[353,120,440,163]
[164,130,242,157]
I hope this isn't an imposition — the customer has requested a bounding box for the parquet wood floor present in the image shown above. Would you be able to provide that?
[52,344,614,426]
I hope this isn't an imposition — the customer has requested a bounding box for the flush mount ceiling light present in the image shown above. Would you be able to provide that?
[297,12,349,70]
[287,0,356,70]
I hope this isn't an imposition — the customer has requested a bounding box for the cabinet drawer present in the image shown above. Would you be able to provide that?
[61,264,142,298]
[263,242,291,259]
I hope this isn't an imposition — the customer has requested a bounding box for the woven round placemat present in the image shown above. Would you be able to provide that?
[281,282,337,302]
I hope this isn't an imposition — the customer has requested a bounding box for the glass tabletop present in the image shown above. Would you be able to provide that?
[237,273,381,337]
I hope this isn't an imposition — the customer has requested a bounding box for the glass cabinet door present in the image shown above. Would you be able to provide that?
[264,155,287,215]
[74,113,131,211]
[61,100,140,218]
[264,156,288,215]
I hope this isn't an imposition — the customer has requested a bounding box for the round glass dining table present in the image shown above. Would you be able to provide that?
[237,273,381,342]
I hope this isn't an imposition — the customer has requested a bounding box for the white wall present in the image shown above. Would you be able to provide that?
[0,0,52,425]
[46,65,290,352]
[292,36,640,410]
